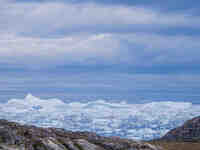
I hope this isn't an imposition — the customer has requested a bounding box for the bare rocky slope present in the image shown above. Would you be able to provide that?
[161,116,200,142]
[150,116,200,150]
[0,119,162,150]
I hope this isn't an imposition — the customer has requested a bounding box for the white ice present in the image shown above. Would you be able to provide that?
[0,94,199,140]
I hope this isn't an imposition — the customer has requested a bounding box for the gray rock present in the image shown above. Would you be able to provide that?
[42,137,67,150]
[0,119,163,150]
[62,140,80,150]
[0,144,19,150]
[75,139,103,150]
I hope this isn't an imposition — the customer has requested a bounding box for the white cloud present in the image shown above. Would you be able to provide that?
[0,1,200,35]
[0,33,123,67]
[0,32,200,68]
[0,1,200,69]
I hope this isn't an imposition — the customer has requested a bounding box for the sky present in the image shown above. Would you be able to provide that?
[0,0,200,103]
[0,0,200,73]
[1,0,200,140]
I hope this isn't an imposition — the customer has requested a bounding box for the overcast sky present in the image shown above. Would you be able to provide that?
[0,0,200,73]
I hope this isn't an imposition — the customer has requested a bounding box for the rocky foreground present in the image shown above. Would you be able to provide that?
[2,116,200,150]
[0,119,162,150]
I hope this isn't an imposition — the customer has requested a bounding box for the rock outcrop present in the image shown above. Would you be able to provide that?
[162,116,200,142]
[0,119,162,150]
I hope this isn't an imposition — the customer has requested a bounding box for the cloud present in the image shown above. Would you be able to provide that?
[0,1,200,70]
[119,33,200,65]
[0,32,200,69]
[0,33,122,68]
[0,1,200,36]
